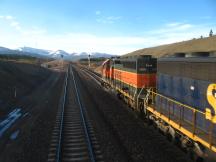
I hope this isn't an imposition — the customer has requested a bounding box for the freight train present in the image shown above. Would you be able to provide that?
[101,52,216,162]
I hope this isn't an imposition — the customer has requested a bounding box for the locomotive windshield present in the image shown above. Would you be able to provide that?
[138,58,157,73]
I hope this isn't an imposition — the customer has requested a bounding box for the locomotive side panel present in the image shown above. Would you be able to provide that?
[156,57,216,147]
[157,58,216,113]
[157,73,216,135]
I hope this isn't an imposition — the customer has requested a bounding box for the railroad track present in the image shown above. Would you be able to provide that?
[47,65,103,162]
[80,66,101,78]
[80,67,102,85]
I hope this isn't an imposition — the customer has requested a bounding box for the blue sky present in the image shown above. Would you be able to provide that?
[0,0,215,54]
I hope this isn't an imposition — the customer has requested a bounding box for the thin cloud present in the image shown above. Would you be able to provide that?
[0,15,46,35]
[0,15,14,20]
[177,24,193,30]
[153,22,194,34]
[166,22,182,27]
[0,15,21,31]
[200,16,212,19]
[95,10,101,15]
[96,16,122,24]
[10,21,19,26]
[95,11,122,24]
[143,22,214,47]
[5,15,13,20]
[107,16,122,20]
[166,22,193,30]
[10,21,21,31]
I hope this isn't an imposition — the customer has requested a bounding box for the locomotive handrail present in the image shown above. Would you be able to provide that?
[145,90,216,153]
[136,85,146,110]
[149,91,205,115]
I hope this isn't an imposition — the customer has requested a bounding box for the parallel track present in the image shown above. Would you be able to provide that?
[47,65,103,162]
[80,67,102,85]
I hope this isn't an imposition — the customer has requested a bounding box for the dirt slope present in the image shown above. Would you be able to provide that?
[0,60,52,115]
[124,35,216,58]
[0,60,65,162]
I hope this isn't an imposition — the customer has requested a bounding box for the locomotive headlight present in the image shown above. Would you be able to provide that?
[190,86,195,91]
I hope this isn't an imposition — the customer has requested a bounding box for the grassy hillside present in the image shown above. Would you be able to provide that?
[124,35,216,58]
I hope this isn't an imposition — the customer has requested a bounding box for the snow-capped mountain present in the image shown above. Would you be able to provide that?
[0,46,11,52]
[49,50,70,58]
[17,47,51,56]
[69,52,115,60]
[0,46,115,60]
[18,47,115,60]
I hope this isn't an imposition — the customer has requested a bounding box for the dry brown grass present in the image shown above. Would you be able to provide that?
[42,60,70,71]
[124,35,216,58]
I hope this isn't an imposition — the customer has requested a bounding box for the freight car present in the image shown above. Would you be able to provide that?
[101,52,216,162]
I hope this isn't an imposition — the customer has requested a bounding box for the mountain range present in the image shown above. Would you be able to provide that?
[0,46,115,60]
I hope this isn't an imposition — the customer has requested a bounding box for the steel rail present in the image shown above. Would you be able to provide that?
[56,67,69,162]
[81,69,101,85]
[71,65,96,162]
[82,67,101,80]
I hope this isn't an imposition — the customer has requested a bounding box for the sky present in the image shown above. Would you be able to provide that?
[0,0,216,54]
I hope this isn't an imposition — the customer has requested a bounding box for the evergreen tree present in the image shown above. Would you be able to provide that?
[209,29,213,37]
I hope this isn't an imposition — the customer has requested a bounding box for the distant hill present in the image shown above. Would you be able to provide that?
[0,46,49,58]
[0,46,115,60]
[70,52,115,61]
[124,35,216,58]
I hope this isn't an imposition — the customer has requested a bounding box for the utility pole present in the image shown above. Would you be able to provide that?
[61,54,64,71]
[14,86,17,98]
[88,54,91,68]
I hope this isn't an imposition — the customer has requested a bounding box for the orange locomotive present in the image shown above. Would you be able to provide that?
[102,55,157,110]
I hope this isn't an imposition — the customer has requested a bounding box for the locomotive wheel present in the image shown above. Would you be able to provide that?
[151,119,157,128]
[146,118,153,125]
[187,148,204,162]
[128,99,134,108]
[166,132,176,143]
[117,93,121,99]
[173,136,181,146]
[166,132,172,141]
[195,156,204,162]
[143,111,153,125]
[139,102,144,113]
